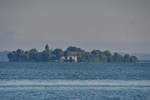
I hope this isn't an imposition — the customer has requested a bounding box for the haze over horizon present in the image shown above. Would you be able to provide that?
[0,0,150,54]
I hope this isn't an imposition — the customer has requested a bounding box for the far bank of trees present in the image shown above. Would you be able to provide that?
[8,44,138,62]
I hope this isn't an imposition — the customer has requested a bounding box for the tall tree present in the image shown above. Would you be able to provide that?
[45,44,50,51]
[123,54,131,62]
[104,50,112,62]
[28,49,39,61]
[113,52,123,62]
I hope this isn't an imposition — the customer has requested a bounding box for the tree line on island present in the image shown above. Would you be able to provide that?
[8,44,138,62]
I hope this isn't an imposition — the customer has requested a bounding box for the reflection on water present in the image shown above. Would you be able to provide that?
[1,80,150,86]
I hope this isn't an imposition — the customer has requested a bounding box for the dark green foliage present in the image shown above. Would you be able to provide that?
[52,49,64,60]
[40,50,51,61]
[7,45,138,62]
[104,50,113,62]
[8,49,27,62]
[130,56,138,62]
[99,53,107,62]
[113,52,123,62]
[124,54,131,62]
[123,54,138,62]
[8,51,18,62]
[78,52,92,62]
[28,49,39,61]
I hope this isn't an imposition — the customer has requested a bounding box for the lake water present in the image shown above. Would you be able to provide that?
[0,62,150,100]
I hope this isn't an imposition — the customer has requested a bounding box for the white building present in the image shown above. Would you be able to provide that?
[60,56,65,61]
[67,56,77,62]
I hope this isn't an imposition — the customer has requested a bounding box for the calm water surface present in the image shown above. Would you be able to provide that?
[0,62,150,100]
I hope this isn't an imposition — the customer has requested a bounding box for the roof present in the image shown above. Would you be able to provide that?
[66,51,81,56]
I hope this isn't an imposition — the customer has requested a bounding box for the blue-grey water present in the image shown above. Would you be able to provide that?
[0,62,150,100]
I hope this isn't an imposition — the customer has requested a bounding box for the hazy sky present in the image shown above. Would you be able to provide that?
[0,0,150,53]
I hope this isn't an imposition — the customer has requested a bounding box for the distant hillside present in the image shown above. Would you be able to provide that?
[0,51,9,62]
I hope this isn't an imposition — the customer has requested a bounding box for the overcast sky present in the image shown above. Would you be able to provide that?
[0,0,150,53]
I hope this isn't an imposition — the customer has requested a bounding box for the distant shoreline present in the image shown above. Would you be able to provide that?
[7,44,138,63]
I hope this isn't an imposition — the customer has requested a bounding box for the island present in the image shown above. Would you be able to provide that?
[8,44,138,62]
